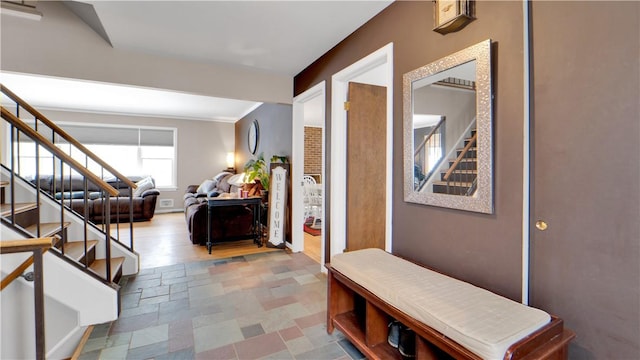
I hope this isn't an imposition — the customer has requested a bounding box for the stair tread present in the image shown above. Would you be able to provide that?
[0,181,8,187]
[24,222,71,237]
[90,257,125,282]
[1,202,38,217]
[450,158,477,162]
[444,169,478,173]
[61,240,99,262]
[433,180,473,186]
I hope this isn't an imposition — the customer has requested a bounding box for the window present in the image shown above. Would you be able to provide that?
[13,123,177,188]
[63,124,177,188]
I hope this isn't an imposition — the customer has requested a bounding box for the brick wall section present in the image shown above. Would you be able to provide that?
[304,127,322,175]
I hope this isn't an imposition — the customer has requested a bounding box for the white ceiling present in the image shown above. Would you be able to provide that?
[88,0,393,76]
[1,0,393,123]
[0,72,262,122]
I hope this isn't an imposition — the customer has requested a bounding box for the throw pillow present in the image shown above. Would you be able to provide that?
[227,173,246,187]
[196,179,216,194]
[213,171,232,183]
[134,176,155,197]
[216,174,233,193]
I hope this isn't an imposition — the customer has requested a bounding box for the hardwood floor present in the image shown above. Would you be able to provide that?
[303,231,322,264]
[121,212,284,269]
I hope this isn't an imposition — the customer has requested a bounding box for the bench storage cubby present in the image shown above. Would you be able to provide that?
[326,248,574,360]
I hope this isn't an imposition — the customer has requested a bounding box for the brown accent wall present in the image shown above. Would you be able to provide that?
[294,1,639,357]
[235,103,293,171]
[304,127,322,176]
[295,0,526,300]
[529,2,639,357]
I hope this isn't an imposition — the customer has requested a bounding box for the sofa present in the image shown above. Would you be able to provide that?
[184,172,263,246]
[34,175,159,223]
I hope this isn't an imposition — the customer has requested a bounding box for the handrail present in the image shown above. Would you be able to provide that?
[443,132,477,181]
[1,107,119,197]
[0,84,137,190]
[414,116,445,157]
[0,238,52,290]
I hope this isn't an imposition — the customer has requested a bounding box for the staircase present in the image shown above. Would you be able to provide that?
[1,182,125,282]
[432,130,478,196]
[1,85,139,358]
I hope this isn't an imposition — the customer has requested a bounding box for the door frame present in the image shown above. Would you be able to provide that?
[330,42,393,261]
[291,81,326,264]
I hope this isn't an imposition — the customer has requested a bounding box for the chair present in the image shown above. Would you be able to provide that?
[307,184,322,228]
[303,175,321,227]
[303,175,316,185]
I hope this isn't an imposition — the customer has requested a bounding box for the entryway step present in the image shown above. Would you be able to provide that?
[1,202,38,217]
[90,257,125,283]
[24,222,71,238]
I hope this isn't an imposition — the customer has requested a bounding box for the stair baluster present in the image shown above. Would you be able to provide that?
[1,85,132,285]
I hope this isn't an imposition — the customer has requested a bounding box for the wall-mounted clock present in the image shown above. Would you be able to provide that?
[248,119,259,154]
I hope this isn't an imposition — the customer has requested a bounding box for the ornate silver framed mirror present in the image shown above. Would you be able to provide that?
[403,39,493,213]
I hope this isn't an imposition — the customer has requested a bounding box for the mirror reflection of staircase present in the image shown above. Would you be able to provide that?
[432,129,478,196]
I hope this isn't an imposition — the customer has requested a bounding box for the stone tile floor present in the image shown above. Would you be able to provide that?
[79,251,364,359]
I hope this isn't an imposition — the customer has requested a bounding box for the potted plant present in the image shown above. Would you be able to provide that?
[244,153,270,199]
[244,153,290,201]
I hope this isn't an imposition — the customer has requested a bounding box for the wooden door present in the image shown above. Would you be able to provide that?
[346,82,386,251]
[530,2,639,357]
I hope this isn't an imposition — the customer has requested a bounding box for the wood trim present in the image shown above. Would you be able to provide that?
[1,84,136,189]
[70,325,94,360]
[0,238,53,254]
[1,107,119,196]
[443,132,477,181]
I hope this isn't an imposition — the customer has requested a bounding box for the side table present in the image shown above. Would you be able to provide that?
[206,195,262,254]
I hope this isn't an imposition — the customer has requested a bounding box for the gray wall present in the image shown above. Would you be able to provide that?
[234,103,293,172]
[294,1,639,357]
[41,110,234,212]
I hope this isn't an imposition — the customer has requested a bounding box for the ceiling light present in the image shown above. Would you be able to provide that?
[1,1,42,21]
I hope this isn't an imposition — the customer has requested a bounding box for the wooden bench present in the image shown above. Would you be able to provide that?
[326,248,575,359]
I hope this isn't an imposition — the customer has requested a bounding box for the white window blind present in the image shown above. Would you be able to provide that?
[57,125,174,147]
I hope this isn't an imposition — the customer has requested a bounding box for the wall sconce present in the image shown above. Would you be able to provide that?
[226,152,235,172]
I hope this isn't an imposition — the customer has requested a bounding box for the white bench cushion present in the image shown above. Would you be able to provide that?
[332,248,551,360]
